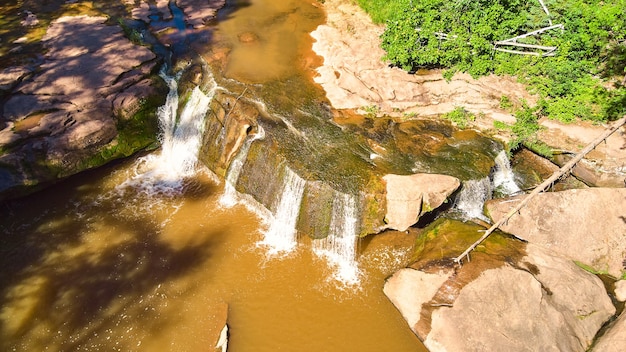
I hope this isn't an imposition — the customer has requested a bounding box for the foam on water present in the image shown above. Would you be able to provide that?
[115,70,215,198]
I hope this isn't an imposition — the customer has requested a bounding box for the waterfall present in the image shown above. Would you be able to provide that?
[220,126,265,207]
[454,150,520,221]
[492,150,521,196]
[116,70,215,197]
[312,192,361,286]
[454,177,492,222]
[259,167,307,255]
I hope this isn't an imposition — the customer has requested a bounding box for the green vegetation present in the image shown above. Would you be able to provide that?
[442,106,475,129]
[357,0,626,124]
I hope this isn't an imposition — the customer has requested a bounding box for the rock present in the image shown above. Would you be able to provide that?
[384,220,615,352]
[614,280,626,302]
[176,0,226,28]
[0,66,32,92]
[485,188,626,277]
[383,174,460,231]
[0,15,164,200]
[538,119,626,187]
[592,309,626,352]
[511,148,588,191]
[238,31,259,44]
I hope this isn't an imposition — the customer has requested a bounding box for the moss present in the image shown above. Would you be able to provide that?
[412,217,525,267]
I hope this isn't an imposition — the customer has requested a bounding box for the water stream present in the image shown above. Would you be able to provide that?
[454,150,521,221]
[260,166,307,255]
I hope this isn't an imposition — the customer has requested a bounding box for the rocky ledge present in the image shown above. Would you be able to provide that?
[0,15,165,200]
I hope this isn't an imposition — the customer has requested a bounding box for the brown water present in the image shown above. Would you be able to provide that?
[0,0,428,351]
[0,157,424,351]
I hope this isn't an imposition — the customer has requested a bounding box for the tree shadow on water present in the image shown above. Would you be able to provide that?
[0,170,226,350]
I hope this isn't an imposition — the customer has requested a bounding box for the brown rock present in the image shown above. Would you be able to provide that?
[592,309,626,352]
[384,239,615,352]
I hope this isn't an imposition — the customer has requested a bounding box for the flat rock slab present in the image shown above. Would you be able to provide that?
[0,15,159,198]
[486,188,626,277]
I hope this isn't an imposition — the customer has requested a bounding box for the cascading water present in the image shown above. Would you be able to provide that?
[492,150,521,196]
[259,166,307,255]
[454,150,520,221]
[220,126,266,207]
[454,178,492,221]
[116,69,216,197]
[312,192,361,286]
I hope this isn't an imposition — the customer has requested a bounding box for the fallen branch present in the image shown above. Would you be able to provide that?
[454,115,626,265]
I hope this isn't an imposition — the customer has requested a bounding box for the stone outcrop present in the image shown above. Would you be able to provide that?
[485,188,626,277]
[128,0,226,29]
[383,173,460,231]
[538,119,626,187]
[384,219,615,352]
[0,15,166,200]
[592,310,626,352]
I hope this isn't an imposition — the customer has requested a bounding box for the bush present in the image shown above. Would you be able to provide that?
[359,0,626,123]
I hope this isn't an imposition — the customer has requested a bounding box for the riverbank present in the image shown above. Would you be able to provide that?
[311,0,625,187]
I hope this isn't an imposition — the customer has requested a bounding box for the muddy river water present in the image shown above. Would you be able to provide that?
[0,0,427,351]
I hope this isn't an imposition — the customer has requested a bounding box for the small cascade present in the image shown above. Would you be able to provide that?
[220,126,266,207]
[454,150,520,221]
[492,150,521,196]
[454,177,492,222]
[259,167,307,255]
[116,70,216,197]
[312,192,361,286]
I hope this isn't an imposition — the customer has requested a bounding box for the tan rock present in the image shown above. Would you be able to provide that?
[383,174,460,231]
[614,280,626,302]
[310,0,534,120]
[385,242,615,352]
[592,309,626,352]
[486,188,626,277]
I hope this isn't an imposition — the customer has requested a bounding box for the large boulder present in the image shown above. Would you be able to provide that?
[0,15,166,200]
[383,173,460,231]
[538,119,626,188]
[485,188,626,278]
[384,219,615,352]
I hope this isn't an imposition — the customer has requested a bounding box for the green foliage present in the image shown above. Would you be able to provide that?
[494,102,553,157]
[442,106,475,129]
[360,0,626,123]
[362,104,380,117]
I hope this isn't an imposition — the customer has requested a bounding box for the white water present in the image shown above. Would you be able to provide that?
[220,126,266,207]
[116,71,215,197]
[455,150,520,221]
[455,177,492,221]
[312,192,361,286]
[260,167,307,255]
[492,150,521,195]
